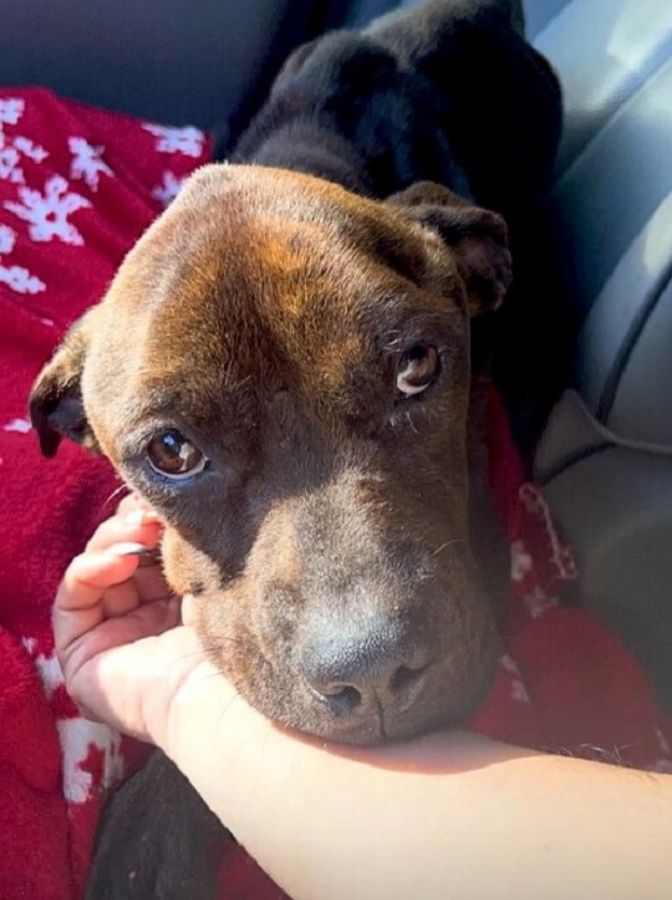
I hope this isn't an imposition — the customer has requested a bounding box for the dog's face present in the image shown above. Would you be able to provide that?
[31,164,511,744]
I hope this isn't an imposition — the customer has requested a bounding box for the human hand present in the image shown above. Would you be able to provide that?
[54,493,218,744]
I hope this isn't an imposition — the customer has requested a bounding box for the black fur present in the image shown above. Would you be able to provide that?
[233,0,561,217]
[86,753,227,900]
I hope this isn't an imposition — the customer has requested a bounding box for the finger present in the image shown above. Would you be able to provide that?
[64,604,187,738]
[122,506,163,527]
[100,580,144,619]
[116,492,145,517]
[86,514,162,554]
[64,597,182,681]
[134,561,175,605]
[117,493,163,527]
[58,550,140,612]
[55,549,141,657]
[116,492,162,519]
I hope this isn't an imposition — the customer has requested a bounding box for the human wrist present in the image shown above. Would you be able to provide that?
[157,651,273,775]
[129,625,246,751]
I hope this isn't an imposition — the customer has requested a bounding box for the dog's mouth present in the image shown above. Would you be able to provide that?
[200,609,500,746]
[288,658,496,746]
[308,653,497,745]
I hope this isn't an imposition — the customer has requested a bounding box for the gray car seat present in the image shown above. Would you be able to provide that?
[2,0,671,706]
[526,0,672,710]
[0,0,331,134]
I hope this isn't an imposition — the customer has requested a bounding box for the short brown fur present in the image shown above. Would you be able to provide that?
[32,164,511,742]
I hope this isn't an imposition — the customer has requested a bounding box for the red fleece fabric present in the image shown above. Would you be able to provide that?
[0,89,670,900]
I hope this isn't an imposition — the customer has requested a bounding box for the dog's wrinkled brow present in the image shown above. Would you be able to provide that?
[114,379,252,435]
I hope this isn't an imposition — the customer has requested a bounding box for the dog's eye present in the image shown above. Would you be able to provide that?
[396,345,440,397]
[146,430,207,479]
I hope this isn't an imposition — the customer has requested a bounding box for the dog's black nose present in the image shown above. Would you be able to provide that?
[300,623,434,718]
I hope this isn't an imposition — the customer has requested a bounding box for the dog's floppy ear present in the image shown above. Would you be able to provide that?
[386,182,512,314]
[29,308,100,457]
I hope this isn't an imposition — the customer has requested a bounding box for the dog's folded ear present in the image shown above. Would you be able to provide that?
[386,182,512,315]
[29,309,99,457]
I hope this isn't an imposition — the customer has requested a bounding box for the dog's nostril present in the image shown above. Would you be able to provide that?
[326,685,362,715]
[308,682,362,715]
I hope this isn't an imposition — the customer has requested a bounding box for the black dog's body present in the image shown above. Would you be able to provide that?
[86,3,561,897]
[88,754,226,900]
[235,0,560,217]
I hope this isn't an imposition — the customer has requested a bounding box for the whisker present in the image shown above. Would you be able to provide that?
[432,538,467,556]
[216,690,244,736]
[192,669,234,685]
[102,482,131,509]
[170,638,249,663]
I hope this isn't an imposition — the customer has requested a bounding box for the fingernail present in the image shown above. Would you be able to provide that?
[124,508,162,526]
[105,542,153,557]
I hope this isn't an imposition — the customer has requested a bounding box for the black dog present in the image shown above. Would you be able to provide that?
[83,2,561,897]
[234,0,560,214]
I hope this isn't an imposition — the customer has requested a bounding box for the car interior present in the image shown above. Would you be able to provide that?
[3,0,670,723]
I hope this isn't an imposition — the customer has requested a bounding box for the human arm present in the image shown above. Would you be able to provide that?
[56,503,672,900]
[163,665,672,900]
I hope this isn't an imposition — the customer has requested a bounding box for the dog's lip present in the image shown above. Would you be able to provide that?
[299,715,386,746]
[289,704,460,747]
[218,650,488,746]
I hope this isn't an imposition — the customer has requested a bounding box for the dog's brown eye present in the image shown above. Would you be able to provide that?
[146,430,206,478]
[396,345,439,397]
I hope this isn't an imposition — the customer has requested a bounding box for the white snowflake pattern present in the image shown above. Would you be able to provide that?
[500,653,530,703]
[522,585,559,620]
[21,645,114,803]
[0,223,46,294]
[0,264,46,294]
[21,638,63,698]
[656,726,672,757]
[510,539,533,582]
[4,417,32,434]
[151,170,187,206]
[0,131,48,185]
[143,123,204,157]
[0,97,25,126]
[56,718,125,803]
[0,138,22,184]
[68,136,113,190]
[519,483,577,581]
[510,680,531,703]
[0,224,14,253]
[651,726,672,771]
[4,175,91,245]
[12,136,48,163]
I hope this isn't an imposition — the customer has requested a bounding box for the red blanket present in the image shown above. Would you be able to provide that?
[1,89,670,900]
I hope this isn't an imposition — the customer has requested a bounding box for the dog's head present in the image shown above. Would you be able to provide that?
[31,164,511,743]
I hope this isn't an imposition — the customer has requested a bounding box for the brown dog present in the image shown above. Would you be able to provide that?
[29,1,561,894]
[32,167,510,743]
